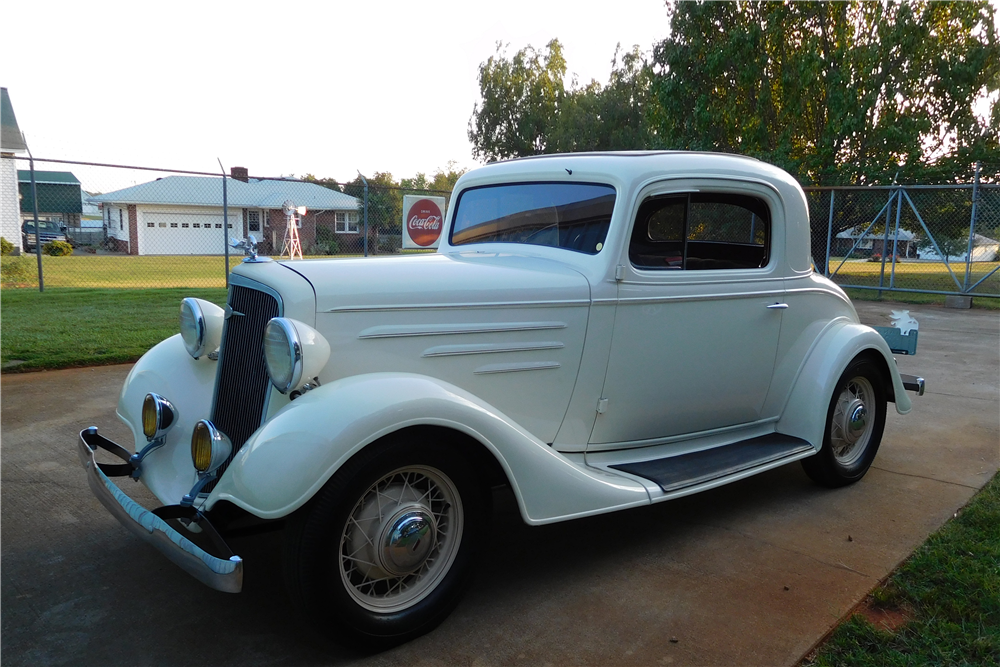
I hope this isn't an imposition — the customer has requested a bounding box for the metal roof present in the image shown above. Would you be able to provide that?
[1,88,28,153]
[17,170,82,185]
[89,176,360,210]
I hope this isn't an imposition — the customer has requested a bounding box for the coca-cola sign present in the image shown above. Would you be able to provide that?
[402,195,446,249]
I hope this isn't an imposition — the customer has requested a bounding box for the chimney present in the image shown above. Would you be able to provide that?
[231,166,249,183]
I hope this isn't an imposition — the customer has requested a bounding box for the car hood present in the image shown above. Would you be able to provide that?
[280,251,592,313]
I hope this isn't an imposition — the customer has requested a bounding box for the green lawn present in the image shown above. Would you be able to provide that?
[806,472,1000,666]
[825,258,1000,301]
[0,287,227,371]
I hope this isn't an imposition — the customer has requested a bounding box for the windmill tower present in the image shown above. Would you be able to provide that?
[281,200,304,260]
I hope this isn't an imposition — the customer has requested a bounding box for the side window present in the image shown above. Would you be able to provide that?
[629,192,770,270]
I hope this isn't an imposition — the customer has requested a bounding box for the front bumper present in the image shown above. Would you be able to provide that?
[78,427,243,593]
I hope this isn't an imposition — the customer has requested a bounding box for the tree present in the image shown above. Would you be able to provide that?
[468,40,657,161]
[651,1,1000,185]
[468,40,568,161]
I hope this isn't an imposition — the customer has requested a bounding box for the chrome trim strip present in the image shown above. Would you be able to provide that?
[474,361,561,374]
[326,299,590,313]
[422,342,565,358]
[359,321,567,339]
[78,429,243,594]
[615,289,785,305]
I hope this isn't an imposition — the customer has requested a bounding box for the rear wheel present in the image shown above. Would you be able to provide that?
[802,357,887,488]
[284,434,490,647]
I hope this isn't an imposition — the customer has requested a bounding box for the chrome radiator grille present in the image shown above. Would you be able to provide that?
[210,282,281,474]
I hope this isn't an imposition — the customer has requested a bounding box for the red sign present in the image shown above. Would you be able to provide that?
[405,198,444,247]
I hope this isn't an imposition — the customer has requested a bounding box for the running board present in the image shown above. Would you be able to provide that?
[608,434,813,493]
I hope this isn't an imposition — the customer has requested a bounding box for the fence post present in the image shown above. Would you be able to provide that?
[357,171,369,257]
[877,189,895,298]
[218,160,230,286]
[889,186,903,289]
[27,148,44,292]
[964,161,981,292]
[824,189,835,277]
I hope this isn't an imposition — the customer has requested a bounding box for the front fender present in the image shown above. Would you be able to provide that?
[117,334,216,505]
[207,373,649,524]
[776,322,911,450]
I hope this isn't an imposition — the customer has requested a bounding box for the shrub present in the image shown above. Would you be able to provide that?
[315,226,340,255]
[0,255,36,287]
[43,240,73,256]
[0,237,12,256]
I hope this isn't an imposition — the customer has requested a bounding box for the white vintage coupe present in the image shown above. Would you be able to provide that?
[79,152,924,646]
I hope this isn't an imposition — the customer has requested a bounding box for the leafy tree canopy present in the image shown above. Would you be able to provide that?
[467,1,999,185]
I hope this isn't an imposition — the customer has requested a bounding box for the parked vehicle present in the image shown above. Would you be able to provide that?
[21,219,67,252]
[79,152,924,647]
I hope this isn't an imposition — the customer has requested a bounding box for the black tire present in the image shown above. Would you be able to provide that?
[283,433,491,648]
[801,356,887,488]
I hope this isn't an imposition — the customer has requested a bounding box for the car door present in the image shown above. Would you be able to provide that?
[589,180,786,447]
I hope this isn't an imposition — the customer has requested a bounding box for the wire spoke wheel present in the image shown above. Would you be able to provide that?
[829,376,876,466]
[339,465,464,613]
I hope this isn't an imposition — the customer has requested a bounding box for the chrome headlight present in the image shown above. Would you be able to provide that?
[191,420,232,474]
[263,317,331,393]
[180,298,224,359]
[141,393,176,441]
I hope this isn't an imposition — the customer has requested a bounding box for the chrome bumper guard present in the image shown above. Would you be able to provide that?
[899,373,926,396]
[78,427,243,593]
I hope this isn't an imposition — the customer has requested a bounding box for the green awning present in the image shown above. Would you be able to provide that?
[18,171,83,214]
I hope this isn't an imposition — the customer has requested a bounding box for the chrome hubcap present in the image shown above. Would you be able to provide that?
[378,507,437,576]
[339,466,463,613]
[830,376,875,465]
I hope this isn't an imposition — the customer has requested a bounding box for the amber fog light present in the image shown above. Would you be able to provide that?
[191,420,232,474]
[142,393,176,441]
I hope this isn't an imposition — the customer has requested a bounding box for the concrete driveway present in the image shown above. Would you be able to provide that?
[2,301,997,666]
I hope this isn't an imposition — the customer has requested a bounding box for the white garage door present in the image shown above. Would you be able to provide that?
[142,212,239,255]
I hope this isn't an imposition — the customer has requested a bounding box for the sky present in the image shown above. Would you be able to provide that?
[2,0,670,186]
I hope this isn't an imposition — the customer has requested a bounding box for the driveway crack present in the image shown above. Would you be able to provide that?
[870,466,981,490]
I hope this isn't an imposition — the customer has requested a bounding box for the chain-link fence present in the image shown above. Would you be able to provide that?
[2,155,997,300]
[806,171,1000,299]
[0,157,449,289]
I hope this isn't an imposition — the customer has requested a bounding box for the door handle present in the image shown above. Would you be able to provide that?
[767,303,789,309]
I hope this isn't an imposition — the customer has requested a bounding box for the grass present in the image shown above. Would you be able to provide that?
[805,472,1000,666]
[823,258,1000,309]
[0,287,227,372]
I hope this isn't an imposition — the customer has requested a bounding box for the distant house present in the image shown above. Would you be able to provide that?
[90,169,361,255]
[834,226,918,258]
[17,170,84,228]
[1,87,28,252]
[917,234,999,263]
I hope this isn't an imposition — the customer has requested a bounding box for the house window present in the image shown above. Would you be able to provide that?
[170,223,178,228]
[147,223,154,228]
[247,210,260,232]
[215,223,222,229]
[335,211,359,233]
[193,223,200,228]
[181,223,190,228]
[119,209,123,230]
[159,222,167,228]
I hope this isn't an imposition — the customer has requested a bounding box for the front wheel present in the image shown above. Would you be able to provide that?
[802,357,887,488]
[283,435,490,647]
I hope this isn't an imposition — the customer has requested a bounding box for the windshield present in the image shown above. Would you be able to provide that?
[23,220,62,233]
[450,182,616,255]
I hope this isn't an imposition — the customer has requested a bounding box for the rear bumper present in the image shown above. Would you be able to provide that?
[78,427,243,593]
[899,373,925,396]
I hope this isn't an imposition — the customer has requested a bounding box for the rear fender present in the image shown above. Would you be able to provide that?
[776,322,911,450]
[207,373,649,525]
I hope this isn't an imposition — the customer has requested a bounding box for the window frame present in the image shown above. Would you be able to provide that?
[335,210,360,234]
[627,190,772,272]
